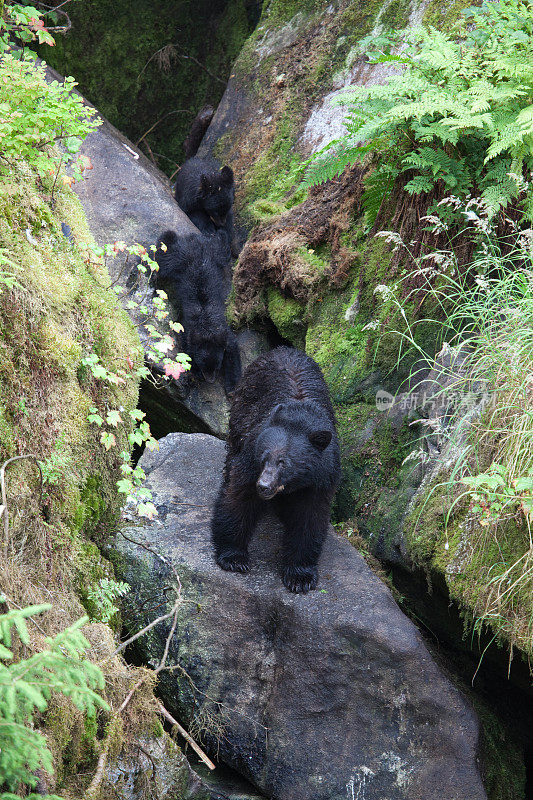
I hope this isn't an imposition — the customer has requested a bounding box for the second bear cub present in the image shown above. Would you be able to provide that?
[211,347,341,593]
[156,230,241,393]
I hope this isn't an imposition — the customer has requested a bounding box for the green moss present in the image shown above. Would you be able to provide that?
[305,281,369,405]
[267,287,306,345]
[422,0,480,30]
[339,0,392,49]
[379,0,411,30]
[0,159,140,559]
[262,0,322,25]
[242,119,307,222]
[73,475,107,537]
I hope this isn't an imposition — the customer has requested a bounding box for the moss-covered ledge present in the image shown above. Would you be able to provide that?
[0,158,208,797]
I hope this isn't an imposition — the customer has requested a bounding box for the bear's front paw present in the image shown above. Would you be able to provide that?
[216,550,250,573]
[282,565,318,594]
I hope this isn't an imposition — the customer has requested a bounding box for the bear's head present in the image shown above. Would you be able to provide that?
[254,402,333,500]
[189,326,228,384]
[199,166,234,227]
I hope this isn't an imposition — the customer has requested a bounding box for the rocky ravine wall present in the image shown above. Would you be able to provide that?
[0,122,213,796]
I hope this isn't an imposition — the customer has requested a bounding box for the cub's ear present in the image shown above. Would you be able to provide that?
[220,165,234,185]
[270,403,285,422]
[308,430,332,451]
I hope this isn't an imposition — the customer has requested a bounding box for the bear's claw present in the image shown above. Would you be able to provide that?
[282,567,318,594]
[217,552,250,573]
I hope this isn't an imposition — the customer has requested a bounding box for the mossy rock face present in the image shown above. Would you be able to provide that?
[266,287,306,346]
[0,161,141,544]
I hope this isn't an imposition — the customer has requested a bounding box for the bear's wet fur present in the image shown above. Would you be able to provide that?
[211,347,341,593]
[156,228,231,287]
[155,229,241,393]
[174,156,235,242]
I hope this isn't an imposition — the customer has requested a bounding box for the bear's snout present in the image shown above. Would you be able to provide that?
[256,466,283,500]
[209,213,227,226]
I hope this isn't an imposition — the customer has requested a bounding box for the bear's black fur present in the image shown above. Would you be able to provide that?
[155,228,231,287]
[174,156,235,242]
[211,347,341,593]
[155,229,241,393]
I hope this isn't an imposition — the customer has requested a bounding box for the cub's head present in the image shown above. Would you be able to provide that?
[200,165,234,227]
[254,403,333,500]
[189,327,227,384]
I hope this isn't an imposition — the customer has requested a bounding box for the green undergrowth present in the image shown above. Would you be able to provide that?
[393,229,533,661]
[0,157,170,794]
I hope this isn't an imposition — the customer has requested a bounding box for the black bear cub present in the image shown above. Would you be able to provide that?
[174,156,235,240]
[211,347,341,593]
[155,230,241,393]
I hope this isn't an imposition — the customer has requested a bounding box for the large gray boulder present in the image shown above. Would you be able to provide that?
[45,65,197,248]
[107,433,488,800]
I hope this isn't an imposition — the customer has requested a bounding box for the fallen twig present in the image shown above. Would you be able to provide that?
[158,702,215,770]
[107,606,180,660]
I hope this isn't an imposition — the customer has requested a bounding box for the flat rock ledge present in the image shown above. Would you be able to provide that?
[106,433,487,800]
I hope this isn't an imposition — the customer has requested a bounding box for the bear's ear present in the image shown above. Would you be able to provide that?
[308,430,332,451]
[270,403,285,423]
[220,165,234,185]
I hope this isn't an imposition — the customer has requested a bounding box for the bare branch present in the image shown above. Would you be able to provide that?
[158,702,215,770]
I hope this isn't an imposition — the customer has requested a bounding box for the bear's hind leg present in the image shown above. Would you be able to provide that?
[277,492,330,593]
[211,482,261,574]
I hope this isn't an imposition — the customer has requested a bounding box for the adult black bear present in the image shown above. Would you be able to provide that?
[174,156,235,241]
[211,347,341,593]
[155,230,241,393]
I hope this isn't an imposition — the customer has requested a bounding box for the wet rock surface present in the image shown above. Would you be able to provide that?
[105,733,211,800]
[107,432,488,800]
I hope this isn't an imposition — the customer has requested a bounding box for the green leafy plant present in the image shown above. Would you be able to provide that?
[461,463,533,525]
[0,601,108,798]
[86,578,130,624]
[307,0,533,224]
[79,239,191,520]
[0,53,99,178]
[370,201,533,651]
[1,2,55,53]
[39,442,71,486]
